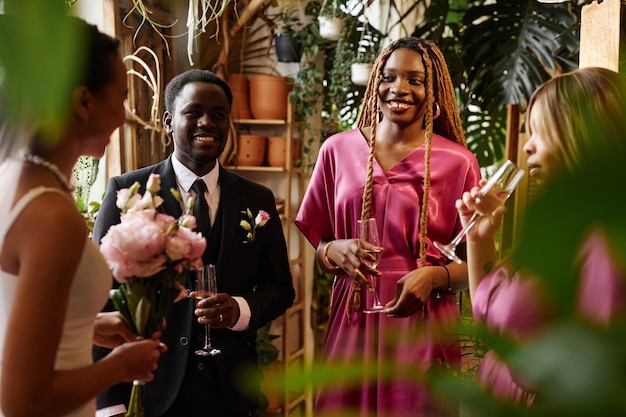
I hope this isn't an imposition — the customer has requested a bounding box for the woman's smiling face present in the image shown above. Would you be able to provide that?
[377,47,427,126]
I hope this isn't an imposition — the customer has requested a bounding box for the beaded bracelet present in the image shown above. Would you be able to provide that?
[321,241,340,273]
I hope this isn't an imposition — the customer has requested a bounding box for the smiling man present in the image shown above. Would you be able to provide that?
[92,69,295,417]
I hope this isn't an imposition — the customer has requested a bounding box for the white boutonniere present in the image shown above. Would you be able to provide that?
[240,208,270,243]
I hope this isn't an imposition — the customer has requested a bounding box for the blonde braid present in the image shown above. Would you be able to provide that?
[418,42,435,268]
[428,43,467,147]
[346,47,390,319]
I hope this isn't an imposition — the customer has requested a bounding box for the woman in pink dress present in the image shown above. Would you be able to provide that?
[457,67,626,406]
[296,37,481,417]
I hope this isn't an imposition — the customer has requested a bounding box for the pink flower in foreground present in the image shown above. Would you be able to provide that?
[100,173,207,417]
[165,227,206,262]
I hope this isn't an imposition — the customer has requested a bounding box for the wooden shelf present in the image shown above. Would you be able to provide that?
[233,100,311,417]
[234,118,287,126]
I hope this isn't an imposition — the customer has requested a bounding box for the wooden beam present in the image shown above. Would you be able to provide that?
[579,0,621,70]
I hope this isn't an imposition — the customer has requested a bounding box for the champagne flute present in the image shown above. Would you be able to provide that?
[433,159,525,264]
[194,264,221,356]
[358,218,385,313]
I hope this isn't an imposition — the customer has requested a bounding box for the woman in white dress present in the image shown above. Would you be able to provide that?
[0,16,163,417]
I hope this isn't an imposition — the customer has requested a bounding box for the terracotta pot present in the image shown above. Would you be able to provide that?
[227,73,252,120]
[318,16,344,41]
[235,134,266,166]
[267,136,302,168]
[267,136,286,167]
[351,62,373,86]
[248,75,293,120]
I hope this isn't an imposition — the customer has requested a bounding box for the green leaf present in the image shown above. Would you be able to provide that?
[135,296,152,337]
[111,287,136,334]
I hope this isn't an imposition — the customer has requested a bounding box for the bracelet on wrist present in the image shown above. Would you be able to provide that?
[321,241,340,273]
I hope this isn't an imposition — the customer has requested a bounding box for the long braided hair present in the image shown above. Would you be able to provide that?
[348,38,466,315]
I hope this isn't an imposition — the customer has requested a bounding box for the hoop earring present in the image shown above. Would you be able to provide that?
[433,102,440,119]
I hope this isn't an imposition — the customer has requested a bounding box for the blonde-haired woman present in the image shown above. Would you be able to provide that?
[296,37,480,417]
[459,67,626,405]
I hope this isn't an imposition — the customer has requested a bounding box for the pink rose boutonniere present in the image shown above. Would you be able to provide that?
[240,208,270,243]
[99,173,206,417]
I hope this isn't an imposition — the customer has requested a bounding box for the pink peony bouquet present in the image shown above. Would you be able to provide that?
[99,173,206,417]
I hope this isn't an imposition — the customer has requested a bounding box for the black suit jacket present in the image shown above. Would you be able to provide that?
[93,157,295,417]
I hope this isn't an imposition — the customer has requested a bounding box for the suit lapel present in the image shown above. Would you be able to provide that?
[155,157,183,218]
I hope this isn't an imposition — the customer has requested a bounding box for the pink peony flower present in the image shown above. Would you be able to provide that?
[101,173,207,417]
[178,214,197,230]
[165,228,205,262]
[116,187,140,211]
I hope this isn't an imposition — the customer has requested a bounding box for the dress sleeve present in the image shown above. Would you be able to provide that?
[295,142,336,248]
[472,267,549,341]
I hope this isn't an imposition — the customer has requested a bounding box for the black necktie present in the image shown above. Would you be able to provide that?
[191,179,210,235]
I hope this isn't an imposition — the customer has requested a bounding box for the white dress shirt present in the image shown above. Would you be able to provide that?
[171,156,251,332]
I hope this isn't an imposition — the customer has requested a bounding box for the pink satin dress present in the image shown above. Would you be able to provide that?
[472,229,626,405]
[296,129,481,417]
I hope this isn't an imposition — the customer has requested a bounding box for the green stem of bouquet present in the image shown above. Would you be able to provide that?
[126,383,145,417]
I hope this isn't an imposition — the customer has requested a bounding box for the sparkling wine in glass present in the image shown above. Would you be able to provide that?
[358,218,386,314]
[195,264,221,356]
[433,159,525,264]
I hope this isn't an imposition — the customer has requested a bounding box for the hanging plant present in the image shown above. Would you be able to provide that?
[318,0,344,40]
[120,0,233,66]
[350,19,379,85]
[268,3,304,63]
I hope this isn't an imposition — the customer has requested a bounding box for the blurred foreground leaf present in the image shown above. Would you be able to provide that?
[0,0,85,142]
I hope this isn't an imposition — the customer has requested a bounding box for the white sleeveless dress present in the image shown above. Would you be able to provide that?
[0,187,112,417]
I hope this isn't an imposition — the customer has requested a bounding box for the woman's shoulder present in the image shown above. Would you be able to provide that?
[432,134,474,154]
[323,128,363,143]
[431,134,480,171]
[319,129,366,154]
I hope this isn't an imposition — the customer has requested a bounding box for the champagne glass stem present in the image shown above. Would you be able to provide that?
[450,212,479,247]
[369,275,383,307]
[204,324,211,349]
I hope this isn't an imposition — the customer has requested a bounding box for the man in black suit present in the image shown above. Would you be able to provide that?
[93,69,295,417]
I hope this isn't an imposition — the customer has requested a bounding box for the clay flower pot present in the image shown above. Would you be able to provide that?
[227,73,252,120]
[248,75,293,120]
[267,136,302,168]
[235,134,266,166]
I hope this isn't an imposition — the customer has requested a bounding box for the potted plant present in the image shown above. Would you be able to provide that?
[268,2,304,63]
[350,19,379,85]
[317,0,344,40]
[256,321,282,412]
[287,1,328,171]
[321,14,382,132]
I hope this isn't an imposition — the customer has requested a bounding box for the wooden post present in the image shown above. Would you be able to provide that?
[579,0,622,70]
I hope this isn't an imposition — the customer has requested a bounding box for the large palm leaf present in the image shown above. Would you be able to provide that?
[413,0,580,165]
[462,1,579,113]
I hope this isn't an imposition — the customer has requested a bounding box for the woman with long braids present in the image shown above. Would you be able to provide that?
[296,37,481,416]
